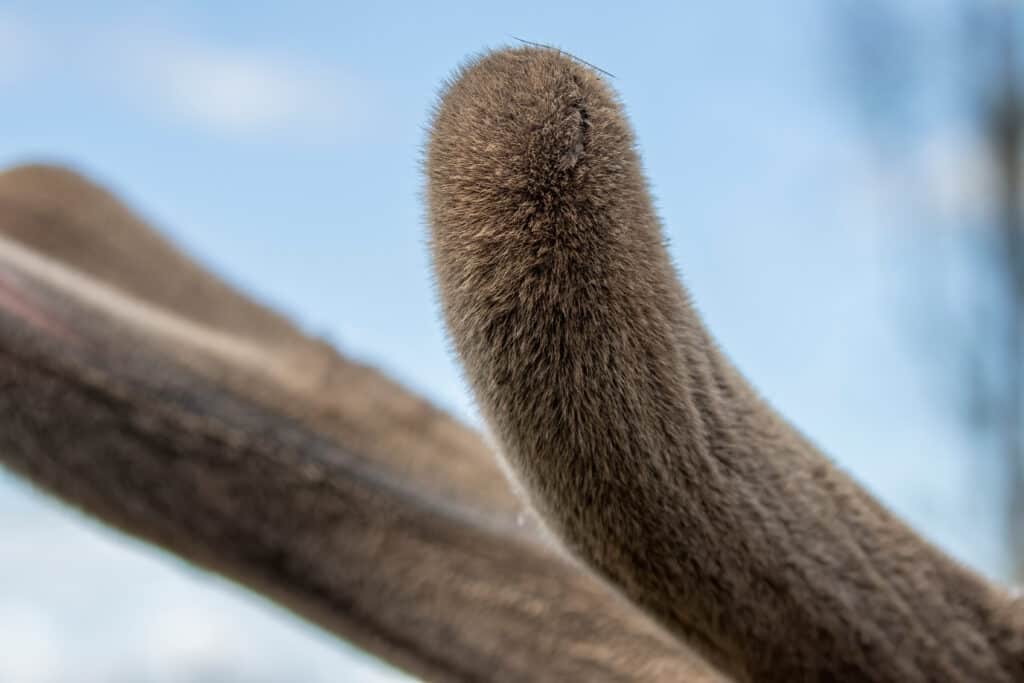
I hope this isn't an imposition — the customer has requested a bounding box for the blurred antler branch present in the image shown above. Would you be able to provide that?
[0,165,721,682]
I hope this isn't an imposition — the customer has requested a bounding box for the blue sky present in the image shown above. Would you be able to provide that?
[0,1,1007,681]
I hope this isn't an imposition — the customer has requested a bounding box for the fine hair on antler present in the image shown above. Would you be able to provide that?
[427,46,1024,682]
[0,164,720,681]
[2,43,1024,683]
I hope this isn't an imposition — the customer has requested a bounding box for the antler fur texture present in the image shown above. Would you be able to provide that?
[427,47,1024,682]
[1,44,1023,683]
[0,164,720,681]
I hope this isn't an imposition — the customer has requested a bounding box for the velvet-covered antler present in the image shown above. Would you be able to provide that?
[0,164,524,522]
[427,48,1024,682]
[0,165,723,681]
[6,44,1023,683]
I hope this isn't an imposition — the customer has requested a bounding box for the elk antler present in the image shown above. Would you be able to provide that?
[0,164,722,681]
[427,47,1024,682]
[0,164,521,520]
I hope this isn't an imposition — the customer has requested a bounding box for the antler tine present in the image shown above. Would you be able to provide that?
[427,46,1024,682]
[0,166,724,681]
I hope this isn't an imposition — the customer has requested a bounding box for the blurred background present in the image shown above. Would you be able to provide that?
[1,0,1021,680]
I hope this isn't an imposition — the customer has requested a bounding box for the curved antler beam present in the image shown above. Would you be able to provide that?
[428,47,1024,682]
[0,164,525,523]
[0,170,722,681]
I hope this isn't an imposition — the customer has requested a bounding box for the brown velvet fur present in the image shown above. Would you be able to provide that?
[427,47,1024,682]
[0,164,300,343]
[0,164,527,523]
[0,164,722,681]
[5,44,1024,683]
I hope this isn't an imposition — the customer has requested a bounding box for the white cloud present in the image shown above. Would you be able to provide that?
[914,130,993,220]
[140,46,353,138]
[0,603,61,683]
[0,12,41,84]
[0,12,365,141]
[99,30,362,141]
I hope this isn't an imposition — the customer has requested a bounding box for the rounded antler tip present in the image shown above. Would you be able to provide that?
[426,47,633,234]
